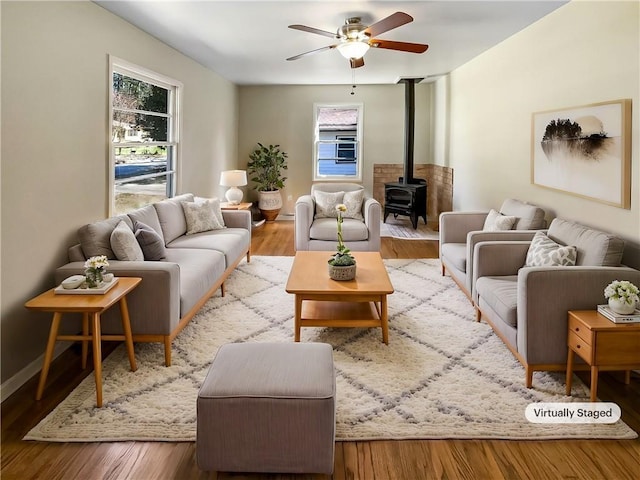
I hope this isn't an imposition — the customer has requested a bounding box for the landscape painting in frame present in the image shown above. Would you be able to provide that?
[531,99,631,208]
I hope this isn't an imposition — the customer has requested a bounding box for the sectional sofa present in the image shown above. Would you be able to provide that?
[55,193,251,366]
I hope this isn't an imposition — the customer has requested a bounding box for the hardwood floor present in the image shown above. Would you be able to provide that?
[2,220,638,480]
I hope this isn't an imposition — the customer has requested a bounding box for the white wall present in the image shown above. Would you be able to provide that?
[433,0,639,265]
[1,1,238,388]
[238,84,431,214]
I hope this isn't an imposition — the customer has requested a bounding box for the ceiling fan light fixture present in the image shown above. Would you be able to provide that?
[337,40,370,59]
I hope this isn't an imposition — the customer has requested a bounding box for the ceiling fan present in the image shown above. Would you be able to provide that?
[286,12,429,69]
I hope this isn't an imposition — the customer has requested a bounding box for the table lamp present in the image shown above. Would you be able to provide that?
[219,170,247,205]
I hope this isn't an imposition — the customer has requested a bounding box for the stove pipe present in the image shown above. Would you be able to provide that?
[397,77,423,184]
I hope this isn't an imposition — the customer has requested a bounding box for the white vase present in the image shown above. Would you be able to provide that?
[608,297,636,315]
[258,190,282,221]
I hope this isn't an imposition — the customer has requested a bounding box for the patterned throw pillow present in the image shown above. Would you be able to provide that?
[343,189,364,220]
[134,221,166,260]
[525,231,577,267]
[313,190,344,219]
[483,209,517,231]
[181,200,225,235]
[110,221,144,261]
[195,196,226,228]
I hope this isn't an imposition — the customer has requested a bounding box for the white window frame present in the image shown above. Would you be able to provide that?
[108,56,182,215]
[313,103,363,181]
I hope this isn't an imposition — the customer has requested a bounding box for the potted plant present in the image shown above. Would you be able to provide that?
[604,280,639,315]
[247,143,288,221]
[328,204,356,281]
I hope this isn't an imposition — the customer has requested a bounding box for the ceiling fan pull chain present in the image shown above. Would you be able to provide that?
[351,70,357,96]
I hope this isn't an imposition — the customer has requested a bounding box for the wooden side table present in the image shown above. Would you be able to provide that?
[25,277,142,407]
[565,310,640,402]
[220,202,252,210]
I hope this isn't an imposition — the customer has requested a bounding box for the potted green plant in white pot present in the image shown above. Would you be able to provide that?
[247,143,288,221]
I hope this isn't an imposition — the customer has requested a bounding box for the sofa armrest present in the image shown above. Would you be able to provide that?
[516,266,640,364]
[294,195,315,251]
[473,241,530,278]
[221,209,251,230]
[363,197,381,240]
[439,212,488,245]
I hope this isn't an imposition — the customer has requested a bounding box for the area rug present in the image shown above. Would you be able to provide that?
[380,217,439,240]
[25,257,636,442]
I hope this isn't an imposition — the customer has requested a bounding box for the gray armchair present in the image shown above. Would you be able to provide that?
[295,183,381,252]
[439,198,546,302]
[473,218,640,388]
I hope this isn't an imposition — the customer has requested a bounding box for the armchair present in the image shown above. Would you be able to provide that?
[473,218,640,388]
[295,183,381,251]
[439,199,546,302]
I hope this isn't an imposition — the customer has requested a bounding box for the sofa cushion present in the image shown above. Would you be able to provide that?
[167,228,250,268]
[127,204,164,238]
[78,215,133,260]
[195,196,225,227]
[525,231,577,267]
[309,217,368,242]
[499,199,546,230]
[476,276,518,327]
[342,189,364,221]
[313,190,344,219]
[483,209,516,231]
[110,221,144,261]
[154,193,194,244]
[547,218,624,266]
[182,200,225,235]
[134,221,167,260]
[440,243,467,272]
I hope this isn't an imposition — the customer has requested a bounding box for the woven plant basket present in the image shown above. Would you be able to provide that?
[328,264,356,281]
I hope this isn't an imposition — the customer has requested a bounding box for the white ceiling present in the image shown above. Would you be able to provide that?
[96,0,568,85]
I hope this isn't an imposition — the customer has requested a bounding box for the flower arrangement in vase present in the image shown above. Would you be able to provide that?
[328,204,356,281]
[604,280,639,315]
[84,255,109,288]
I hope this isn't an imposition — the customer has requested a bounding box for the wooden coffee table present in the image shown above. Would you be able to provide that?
[285,251,394,343]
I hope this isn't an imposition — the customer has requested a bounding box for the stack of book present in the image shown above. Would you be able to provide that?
[597,304,640,323]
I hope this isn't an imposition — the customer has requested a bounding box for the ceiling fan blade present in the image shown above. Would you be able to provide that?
[365,12,413,38]
[350,57,365,69]
[370,39,429,54]
[288,24,337,39]
[286,45,336,61]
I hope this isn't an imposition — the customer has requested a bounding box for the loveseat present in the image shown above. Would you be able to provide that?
[294,183,381,252]
[473,218,640,387]
[55,193,251,366]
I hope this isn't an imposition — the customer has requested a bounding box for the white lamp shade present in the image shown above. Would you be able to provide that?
[219,170,247,187]
[337,40,370,59]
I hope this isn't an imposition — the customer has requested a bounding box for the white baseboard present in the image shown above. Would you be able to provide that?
[1,343,71,403]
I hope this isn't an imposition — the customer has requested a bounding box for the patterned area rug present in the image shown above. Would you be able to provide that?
[380,217,439,240]
[25,257,636,442]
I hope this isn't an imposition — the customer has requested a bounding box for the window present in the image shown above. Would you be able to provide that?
[110,57,181,215]
[313,104,363,181]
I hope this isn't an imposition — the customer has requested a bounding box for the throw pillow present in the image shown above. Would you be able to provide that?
[195,196,226,228]
[483,209,517,231]
[110,221,144,261]
[342,189,364,221]
[313,190,344,219]
[134,221,167,261]
[525,231,577,267]
[181,199,225,235]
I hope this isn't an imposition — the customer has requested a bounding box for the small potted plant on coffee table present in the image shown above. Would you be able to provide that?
[328,204,356,281]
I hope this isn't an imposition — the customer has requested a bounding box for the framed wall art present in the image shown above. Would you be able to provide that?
[531,99,631,209]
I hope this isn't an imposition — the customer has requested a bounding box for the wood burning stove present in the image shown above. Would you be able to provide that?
[383,78,427,229]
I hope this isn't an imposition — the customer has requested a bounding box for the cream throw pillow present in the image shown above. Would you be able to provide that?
[343,189,364,221]
[525,231,577,267]
[483,209,517,231]
[110,220,144,261]
[313,190,344,218]
[195,196,225,228]
[181,199,225,235]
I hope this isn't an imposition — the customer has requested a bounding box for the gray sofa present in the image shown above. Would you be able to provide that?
[473,218,640,387]
[439,198,546,302]
[55,193,251,366]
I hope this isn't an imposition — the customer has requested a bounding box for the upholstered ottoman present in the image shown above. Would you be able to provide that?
[196,342,336,474]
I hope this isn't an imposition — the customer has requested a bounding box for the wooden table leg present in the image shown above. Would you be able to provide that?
[590,366,599,402]
[565,348,574,396]
[36,312,62,401]
[381,296,389,345]
[119,297,137,372]
[294,295,302,342]
[81,313,89,369]
[91,313,103,408]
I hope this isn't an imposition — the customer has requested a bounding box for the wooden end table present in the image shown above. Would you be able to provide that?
[25,277,141,407]
[565,310,640,402]
[220,202,252,210]
[285,251,394,343]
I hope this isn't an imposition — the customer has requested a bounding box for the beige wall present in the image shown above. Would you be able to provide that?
[238,83,431,214]
[434,0,639,264]
[1,1,238,387]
